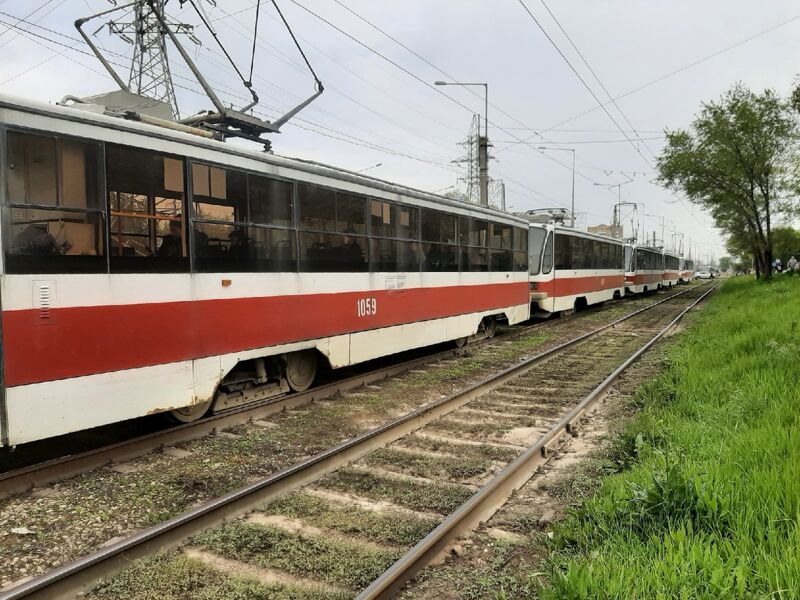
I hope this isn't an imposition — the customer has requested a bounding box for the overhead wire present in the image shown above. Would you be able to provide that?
[515,0,653,170]
[537,0,658,160]
[507,12,800,148]
[287,0,617,204]
[0,14,465,179]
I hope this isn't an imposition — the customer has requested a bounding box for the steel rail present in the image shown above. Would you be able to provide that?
[0,284,699,497]
[356,282,718,599]
[0,281,712,600]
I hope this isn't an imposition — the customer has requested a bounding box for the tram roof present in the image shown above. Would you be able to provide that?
[0,93,526,226]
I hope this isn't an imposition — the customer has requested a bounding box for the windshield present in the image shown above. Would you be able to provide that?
[528,226,547,275]
[624,246,633,271]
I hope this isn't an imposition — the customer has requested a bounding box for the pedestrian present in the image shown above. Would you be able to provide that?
[788,255,798,274]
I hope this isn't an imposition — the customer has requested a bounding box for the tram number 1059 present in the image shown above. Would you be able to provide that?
[356,297,378,317]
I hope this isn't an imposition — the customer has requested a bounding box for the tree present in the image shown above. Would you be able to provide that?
[718,256,732,272]
[658,84,799,279]
[771,226,800,263]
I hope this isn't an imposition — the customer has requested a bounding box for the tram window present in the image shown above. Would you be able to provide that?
[421,209,456,243]
[7,133,56,207]
[4,132,105,273]
[396,205,419,239]
[371,238,420,272]
[514,252,528,272]
[370,200,392,237]
[298,183,335,231]
[513,227,528,253]
[461,246,489,272]
[554,233,571,270]
[249,175,293,227]
[106,145,186,272]
[490,223,513,249]
[192,164,247,222]
[542,232,554,274]
[490,249,513,271]
[469,220,489,247]
[336,193,367,235]
[530,227,547,275]
[299,231,367,272]
[6,134,100,208]
[569,236,586,269]
[598,242,609,269]
[5,208,105,274]
[194,223,296,272]
[422,242,457,271]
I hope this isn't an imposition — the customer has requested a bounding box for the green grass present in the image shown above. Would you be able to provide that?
[537,276,800,599]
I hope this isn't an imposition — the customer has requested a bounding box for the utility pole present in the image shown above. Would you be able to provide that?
[107,0,199,119]
[436,81,489,206]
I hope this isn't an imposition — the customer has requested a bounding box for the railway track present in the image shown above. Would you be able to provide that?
[0,281,715,600]
[0,284,694,498]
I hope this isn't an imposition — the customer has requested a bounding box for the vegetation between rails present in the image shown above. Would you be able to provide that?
[538,277,800,598]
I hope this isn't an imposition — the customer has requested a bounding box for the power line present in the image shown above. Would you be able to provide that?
[289,0,624,204]
[329,0,546,143]
[509,12,800,148]
[537,0,658,161]
[322,0,641,207]
[515,0,653,169]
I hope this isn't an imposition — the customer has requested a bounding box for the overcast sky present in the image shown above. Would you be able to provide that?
[1,0,798,263]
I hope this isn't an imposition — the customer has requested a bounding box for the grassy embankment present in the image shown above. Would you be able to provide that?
[539,276,800,598]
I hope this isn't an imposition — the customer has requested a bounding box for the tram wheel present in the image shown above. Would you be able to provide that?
[285,350,318,392]
[169,397,213,423]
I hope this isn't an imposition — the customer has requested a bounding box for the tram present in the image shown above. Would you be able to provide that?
[0,94,530,446]
[526,221,625,315]
[625,244,664,294]
[680,258,695,283]
[662,252,682,288]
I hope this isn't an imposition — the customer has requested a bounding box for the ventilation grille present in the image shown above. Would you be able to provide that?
[33,281,56,324]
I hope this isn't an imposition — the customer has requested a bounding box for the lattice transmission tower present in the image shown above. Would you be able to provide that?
[452,115,480,203]
[107,0,198,118]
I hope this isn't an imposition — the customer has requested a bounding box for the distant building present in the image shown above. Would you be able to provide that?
[588,223,623,238]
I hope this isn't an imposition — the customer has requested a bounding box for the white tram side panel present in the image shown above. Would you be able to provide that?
[0,96,530,446]
[528,224,624,315]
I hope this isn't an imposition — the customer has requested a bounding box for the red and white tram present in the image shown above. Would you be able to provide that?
[625,244,664,294]
[526,222,625,315]
[0,95,530,446]
[680,258,695,283]
[662,252,681,288]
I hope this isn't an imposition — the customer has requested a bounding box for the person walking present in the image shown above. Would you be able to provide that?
[788,255,798,273]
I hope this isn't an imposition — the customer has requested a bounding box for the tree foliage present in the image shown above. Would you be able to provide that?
[658,84,799,279]
[770,226,800,263]
[718,256,732,271]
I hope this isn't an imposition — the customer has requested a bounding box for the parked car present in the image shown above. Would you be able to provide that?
[696,269,713,279]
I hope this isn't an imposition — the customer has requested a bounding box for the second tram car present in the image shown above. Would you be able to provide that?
[662,252,681,288]
[0,94,531,446]
[527,223,624,315]
[625,245,664,294]
[680,258,695,283]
